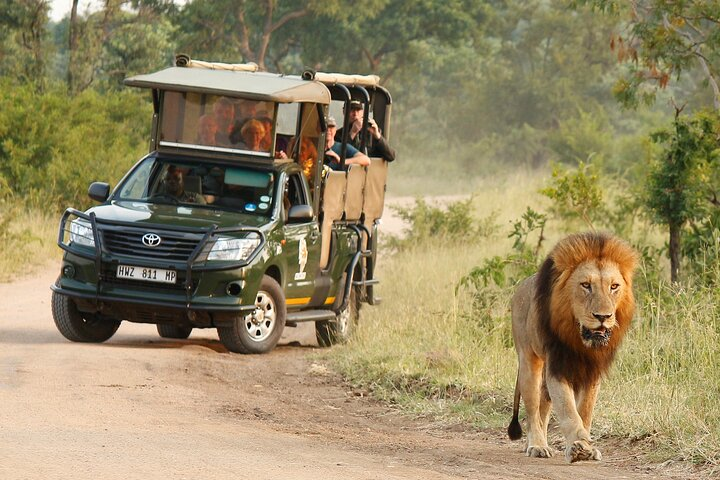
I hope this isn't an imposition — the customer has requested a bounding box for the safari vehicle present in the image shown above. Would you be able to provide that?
[50,56,392,354]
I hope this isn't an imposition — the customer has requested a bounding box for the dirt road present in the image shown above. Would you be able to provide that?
[0,265,685,480]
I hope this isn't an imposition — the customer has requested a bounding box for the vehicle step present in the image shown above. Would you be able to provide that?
[286,309,336,323]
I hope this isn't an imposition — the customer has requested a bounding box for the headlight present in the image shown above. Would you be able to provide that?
[207,234,261,261]
[70,219,95,247]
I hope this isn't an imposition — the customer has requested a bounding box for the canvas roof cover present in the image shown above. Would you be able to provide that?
[124,67,331,104]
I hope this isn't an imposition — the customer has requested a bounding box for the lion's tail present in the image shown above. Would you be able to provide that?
[507,372,523,440]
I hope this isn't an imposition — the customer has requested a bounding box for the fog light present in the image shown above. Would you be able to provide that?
[226,281,243,296]
[62,264,76,279]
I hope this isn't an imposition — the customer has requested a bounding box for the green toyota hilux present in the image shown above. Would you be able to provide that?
[51,56,392,353]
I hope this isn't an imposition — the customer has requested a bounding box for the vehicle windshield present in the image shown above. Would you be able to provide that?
[115,157,275,216]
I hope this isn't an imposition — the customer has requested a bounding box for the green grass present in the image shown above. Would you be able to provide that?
[326,170,720,475]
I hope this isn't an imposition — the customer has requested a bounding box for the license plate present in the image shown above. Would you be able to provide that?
[116,265,177,284]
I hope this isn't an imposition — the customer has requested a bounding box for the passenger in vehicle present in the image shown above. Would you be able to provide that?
[335,100,396,162]
[196,114,218,145]
[324,116,370,171]
[212,97,235,146]
[236,119,267,152]
[286,135,317,184]
[202,167,224,204]
[161,166,206,204]
[229,99,262,144]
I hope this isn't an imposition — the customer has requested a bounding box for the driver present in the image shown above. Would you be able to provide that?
[162,166,206,204]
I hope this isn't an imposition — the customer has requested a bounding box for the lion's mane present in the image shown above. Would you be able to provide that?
[536,232,638,386]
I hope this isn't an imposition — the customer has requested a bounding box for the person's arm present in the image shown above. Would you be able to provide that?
[367,119,396,161]
[368,135,396,162]
[347,151,370,167]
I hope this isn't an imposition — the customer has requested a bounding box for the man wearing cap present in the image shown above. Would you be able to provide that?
[335,100,396,162]
[324,116,370,171]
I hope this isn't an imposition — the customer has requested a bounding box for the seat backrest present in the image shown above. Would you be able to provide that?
[343,164,366,221]
[319,171,346,269]
[362,158,388,224]
[185,175,202,195]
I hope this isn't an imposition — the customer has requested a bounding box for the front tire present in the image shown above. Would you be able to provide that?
[316,286,359,347]
[51,291,120,343]
[157,324,193,339]
[217,275,286,354]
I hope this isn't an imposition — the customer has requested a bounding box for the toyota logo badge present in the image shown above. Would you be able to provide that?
[142,233,162,247]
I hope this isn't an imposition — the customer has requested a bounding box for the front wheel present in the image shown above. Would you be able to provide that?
[51,291,120,343]
[217,275,286,354]
[316,286,359,347]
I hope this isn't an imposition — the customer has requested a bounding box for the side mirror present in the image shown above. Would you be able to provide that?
[88,182,110,202]
[287,204,313,223]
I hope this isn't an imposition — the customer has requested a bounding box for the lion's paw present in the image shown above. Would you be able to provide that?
[526,445,553,458]
[565,440,602,463]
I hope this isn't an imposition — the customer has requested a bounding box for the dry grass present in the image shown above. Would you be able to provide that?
[0,206,60,282]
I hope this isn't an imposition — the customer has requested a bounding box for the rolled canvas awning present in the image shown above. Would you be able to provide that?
[124,67,331,104]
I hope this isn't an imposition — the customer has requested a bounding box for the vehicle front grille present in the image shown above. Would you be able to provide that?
[102,228,202,262]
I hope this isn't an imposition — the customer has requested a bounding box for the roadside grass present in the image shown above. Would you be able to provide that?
[0,205,60,282]
[325,170,720,475]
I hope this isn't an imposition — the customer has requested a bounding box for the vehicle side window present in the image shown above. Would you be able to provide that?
[287,173,307,207]
[283,173,309,220]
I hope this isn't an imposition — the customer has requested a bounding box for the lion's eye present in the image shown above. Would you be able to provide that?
[610,283,620,291]
[580,282,591,291]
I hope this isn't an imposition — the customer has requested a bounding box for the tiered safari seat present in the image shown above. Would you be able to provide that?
[319,171,346,269]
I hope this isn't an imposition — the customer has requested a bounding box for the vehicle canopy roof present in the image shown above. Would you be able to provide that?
[124,67,330,105]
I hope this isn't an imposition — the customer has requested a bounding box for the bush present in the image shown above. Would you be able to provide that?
[387,197,498,250]
[0,80,151,210]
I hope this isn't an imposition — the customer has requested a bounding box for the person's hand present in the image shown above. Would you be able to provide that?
[275,150,287,159]
[367,119,381,139]
[350,118,363,136]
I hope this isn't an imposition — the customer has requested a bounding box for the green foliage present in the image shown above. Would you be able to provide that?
[582,0,720,109]
[387,197,498,250]
[0,81,151,210]
[546,108,613,166]
[641,109,720,281]
[643,111,720,228]
[0,0,52,85]
[457,207,546,316]
[540,161,604,230]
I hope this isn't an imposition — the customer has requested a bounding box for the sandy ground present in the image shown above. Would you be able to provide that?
[0,200,694,479]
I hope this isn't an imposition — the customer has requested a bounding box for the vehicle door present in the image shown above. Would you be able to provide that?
[282,172,321,306]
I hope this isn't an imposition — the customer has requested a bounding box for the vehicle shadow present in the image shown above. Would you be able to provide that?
[0,328,67,345]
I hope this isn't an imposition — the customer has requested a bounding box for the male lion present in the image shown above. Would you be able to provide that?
[507,231,637,463]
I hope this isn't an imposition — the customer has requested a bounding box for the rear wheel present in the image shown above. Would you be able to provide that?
[51,291,120,343]
[156,324,193,339]
[217,275,286,354]
[316,286,359,347]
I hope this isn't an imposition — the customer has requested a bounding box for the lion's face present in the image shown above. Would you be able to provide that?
[568,260,626,348]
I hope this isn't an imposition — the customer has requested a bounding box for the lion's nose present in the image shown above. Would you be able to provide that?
[592,313,612,323]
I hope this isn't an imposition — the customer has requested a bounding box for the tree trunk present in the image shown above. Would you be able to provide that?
[67,0,80,93]
[669,222,681,283]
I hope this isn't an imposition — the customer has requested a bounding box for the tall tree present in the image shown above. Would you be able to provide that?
[643,108,720,282]
[0,0,51,85]
[67,0,80,92]
[174,0,341,71]
[300,0,485,83]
